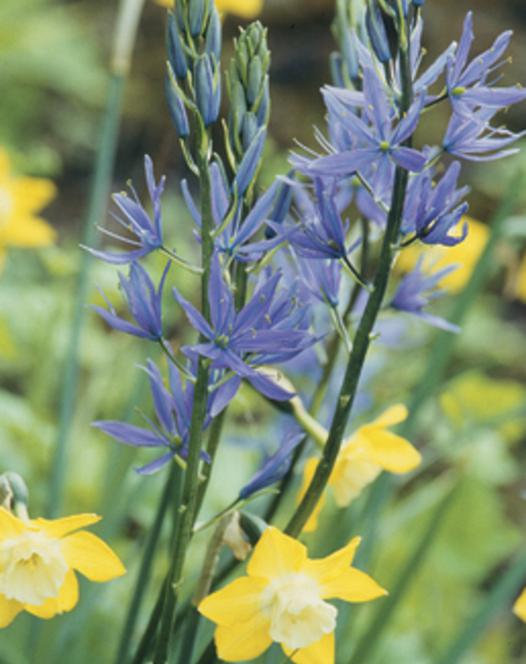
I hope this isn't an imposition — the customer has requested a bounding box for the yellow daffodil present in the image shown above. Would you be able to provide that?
[300,405,421,532]
[0,508,125,628]
[199,526,386,663]
[155,0,263,19]
[0,148,56,269]
[397,217,489,293]
[514,588,526,622]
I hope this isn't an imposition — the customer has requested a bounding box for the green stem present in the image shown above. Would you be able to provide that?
[153,148,214,664]
[113,464,180,664]
[47,0,145,518]
[194,408,227,519]
[285,34,413,537]
[130,583,164,664]
[285,166,409,537]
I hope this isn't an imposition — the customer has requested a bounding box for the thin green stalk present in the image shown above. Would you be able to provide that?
[285,30,413,536]
[285,167,409,537]
[436,550,526,664]
[48,0,146,517]
[154,149,214,664]
[348,483,458,664]
[113,464,181,664]
[130,584,164,664]
[194,409,227,518]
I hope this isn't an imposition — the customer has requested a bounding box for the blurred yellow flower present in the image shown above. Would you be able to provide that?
[397,217,489,293]
[514,588,526,622]
[0,508,125,627]
[514,253,526,303]
[156,0,263,19]
[199,526,386,663]
[0,148,56,269]
[300,405,421,532]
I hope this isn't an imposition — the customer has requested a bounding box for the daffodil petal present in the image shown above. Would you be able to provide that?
[247,527,307,579]
[287,631,335,664]
[303,537,362,586]
[514,588,526,622]
[214,613,272,661]
[61,531,125,582]
[0,507,25,540]
[0,594,22,628]
[34,513,101,538]
[199,576,268,627]
[25,570,79,619]
[323,567,387,603]
[11,179,56,213]
[365,430,422,473]
[0,216,56,248]
[366,404,408,429]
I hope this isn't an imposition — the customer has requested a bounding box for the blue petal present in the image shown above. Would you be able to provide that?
[136,452,174,475]
[93,421,165,447]
[173,288,214,338]
[239,430,304,500]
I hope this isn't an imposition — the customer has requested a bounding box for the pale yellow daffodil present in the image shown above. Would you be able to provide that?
[397,216,489,293]
[199,526,386,663]
[0,148,56,270]
[155,0,264,19]
[0,508,125,627]
[300,405,421,532]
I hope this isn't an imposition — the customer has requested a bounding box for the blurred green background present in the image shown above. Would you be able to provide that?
[1,1,526,663]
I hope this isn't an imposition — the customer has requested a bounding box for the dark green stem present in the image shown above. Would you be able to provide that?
[130,584,163,664]
[285,32,413,537]
[153,147,213,663]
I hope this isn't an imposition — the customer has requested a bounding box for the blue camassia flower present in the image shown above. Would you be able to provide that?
[354,159,469,247]
[391,259,460,332]
[292,66,427,181]
[93,261,170,340]
[182,160,281,262]
[268,178,356,262]
[173,255,316,402]
[93,360,212,475]
[294,253,342,309]
[447,12,526,115]
[238,429,304,500]
[444,106,526,162]
[401,161,469,246]
[88,156,165,264]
